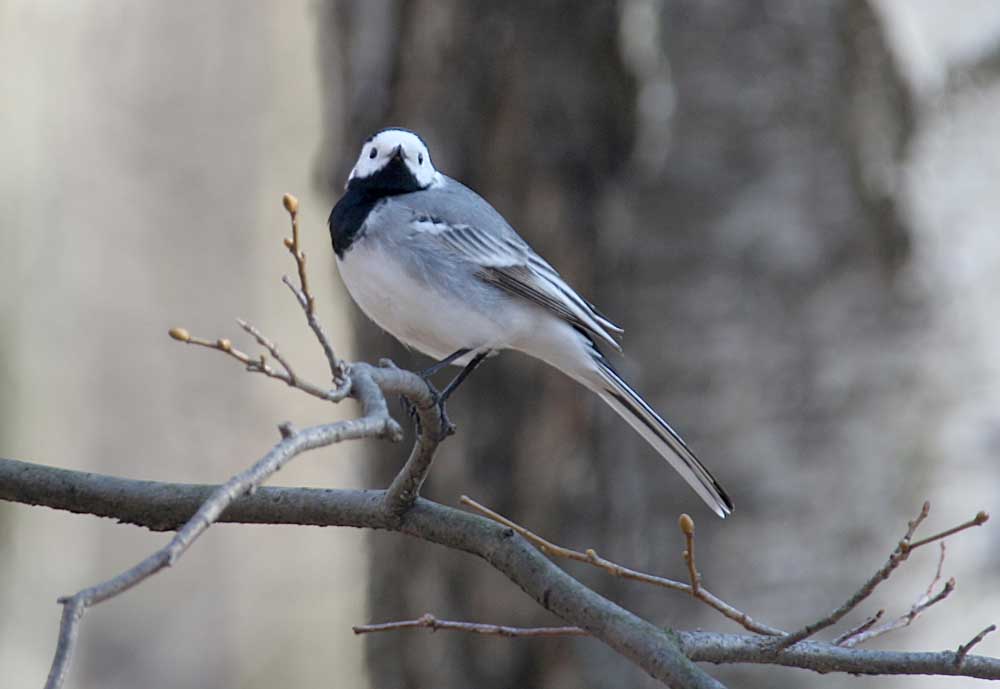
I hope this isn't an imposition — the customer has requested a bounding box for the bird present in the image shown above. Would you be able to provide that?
[328,127,733,518]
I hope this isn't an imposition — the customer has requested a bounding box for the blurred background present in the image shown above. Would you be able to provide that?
[2,1,999,688]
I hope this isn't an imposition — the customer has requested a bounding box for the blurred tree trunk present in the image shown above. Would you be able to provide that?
[609,5,923,687]
[318,1,920,687]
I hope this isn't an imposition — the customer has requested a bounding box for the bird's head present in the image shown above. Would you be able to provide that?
[346,128,436,193]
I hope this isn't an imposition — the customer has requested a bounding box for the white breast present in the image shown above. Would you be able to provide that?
[338,241,522,363]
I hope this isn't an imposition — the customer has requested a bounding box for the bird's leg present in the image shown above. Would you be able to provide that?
[437,350,489,403]
[420,348,471,378]
[430,351,490,437]
[402,349,489,439]
[398,348,471,434]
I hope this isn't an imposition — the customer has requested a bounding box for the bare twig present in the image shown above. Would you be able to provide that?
[353,613,587,637]
[833,610,884,646]
[281,193,344,383]
[461,494,607,562]
[840,542,951,647]
[237,318,299,382]
[167,326,348,403]
[929,541,947,594]
[679,513,700,595]
[908,501,933,537]
[906,511,990,551]
[956,625,997,669]
[841,578,955,648]
[460,496,783,636]
[281,193,312,315]
[773,502,986,650]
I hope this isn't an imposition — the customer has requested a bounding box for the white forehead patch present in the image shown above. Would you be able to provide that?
[347,129,437,189]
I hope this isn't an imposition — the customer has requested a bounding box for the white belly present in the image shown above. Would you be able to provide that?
[337,241,518,363]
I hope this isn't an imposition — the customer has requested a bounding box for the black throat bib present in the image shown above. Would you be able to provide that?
[328,156,424,258]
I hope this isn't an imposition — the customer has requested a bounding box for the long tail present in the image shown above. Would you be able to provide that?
[589,356,733,518]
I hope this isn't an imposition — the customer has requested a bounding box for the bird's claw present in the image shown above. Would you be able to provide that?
[422,376,458,439]
[398,393,421,424]
[436,402,457,439]
[398,378,456,440]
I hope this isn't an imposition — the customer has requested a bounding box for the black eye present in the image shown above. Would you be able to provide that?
[418,153,424,165]
[369,148,378,159]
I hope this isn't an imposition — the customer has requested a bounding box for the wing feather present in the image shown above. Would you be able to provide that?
[409,213,622,351]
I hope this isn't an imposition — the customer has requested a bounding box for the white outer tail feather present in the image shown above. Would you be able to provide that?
[588,360,733,518]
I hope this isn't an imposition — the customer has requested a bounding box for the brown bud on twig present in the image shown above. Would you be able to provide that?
[282,193,299,215]
[283,237,294,249]
[168,327,191,342]
[975,511,990,525]
[678,513,695,537]
[217,338,232,352]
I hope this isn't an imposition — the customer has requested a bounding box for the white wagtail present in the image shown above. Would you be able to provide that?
[329,128,733,517]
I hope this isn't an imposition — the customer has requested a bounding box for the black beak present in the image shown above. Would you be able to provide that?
[391,145,405,161]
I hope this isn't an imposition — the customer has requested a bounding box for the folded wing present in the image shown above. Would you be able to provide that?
[409,213,623,351]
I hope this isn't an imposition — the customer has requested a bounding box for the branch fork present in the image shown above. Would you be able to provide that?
[771,502,989,653]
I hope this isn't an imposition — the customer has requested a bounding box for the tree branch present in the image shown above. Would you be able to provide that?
[3,458,998,681]
[679,631,1000,680]
[0,457,723,689]
[375,361,448,518]
[353,613,587,637]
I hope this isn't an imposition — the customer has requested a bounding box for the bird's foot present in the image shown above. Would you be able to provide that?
[434,399,457,440]
[399,377,456,441]
[398,393,419,424]
[424,378,458,440]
